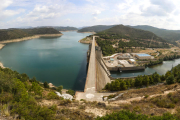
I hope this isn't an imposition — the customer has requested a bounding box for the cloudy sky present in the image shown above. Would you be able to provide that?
[1,0,180,30]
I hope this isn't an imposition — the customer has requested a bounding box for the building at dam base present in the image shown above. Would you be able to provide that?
[102,53,154,71]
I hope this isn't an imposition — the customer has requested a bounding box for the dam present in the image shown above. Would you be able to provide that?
[75,36,112,101]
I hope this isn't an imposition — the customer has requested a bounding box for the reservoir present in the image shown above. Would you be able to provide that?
[111,59,180,78]
[1,31,180,90]
[0,31,91,91]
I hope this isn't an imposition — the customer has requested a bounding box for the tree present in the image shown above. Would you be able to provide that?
[105,83,111,90]
[114,80,120,91]
[149,76,154,84]
[120,81,127,90]
[161,75,166,81]
[166,75,175,85]
[143,76,149,87]
[153,73,161,83]
[44,82,49,88]
[165,71,172,79]
[57,85,63,94]
[31,82,43,96]
[134,76,142,87]
[20,73,29,82]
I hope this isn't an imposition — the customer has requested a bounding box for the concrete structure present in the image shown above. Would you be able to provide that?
[110,58,114,63]
[118,60,133,67]
[117,53,133,60]
[128,59,136,64]
[135,53,152,59]
[75,36,112,101]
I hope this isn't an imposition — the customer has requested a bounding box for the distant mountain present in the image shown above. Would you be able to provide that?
[35,26,78,31]
[0,28,61,41]
[129,25,180,44]
[78,25,116,32]
[53,26,78,31]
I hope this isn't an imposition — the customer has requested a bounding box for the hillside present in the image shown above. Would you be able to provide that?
[96,25,170,56]
[78,25,115,32]
[53,26,78,31]
[1,62,180,119]
[0,28,61,41]
[130,25,180,44]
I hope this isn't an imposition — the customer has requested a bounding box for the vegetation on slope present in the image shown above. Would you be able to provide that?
[130,25,180,45]
[23,28,60,35]
[96,110,177,120]
[105,63,180,91]
[78,25,115,32]
[96,25,169,56]
[0,28,61,41]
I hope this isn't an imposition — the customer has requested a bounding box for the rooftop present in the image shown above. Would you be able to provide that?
[129,59,135,62]
[136,53,151,57]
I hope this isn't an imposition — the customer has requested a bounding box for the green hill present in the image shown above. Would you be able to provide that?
[96,25,170,55]
[78,25,115,32]
[78,24,180,45]
[129,25,180,44]
[0,28,61,41]
[53,26,78,31]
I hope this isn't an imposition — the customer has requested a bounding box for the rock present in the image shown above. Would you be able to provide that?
[55,91,73,100]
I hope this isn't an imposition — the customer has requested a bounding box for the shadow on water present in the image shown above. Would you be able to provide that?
[111,69,145,74]
[72,55,88,91]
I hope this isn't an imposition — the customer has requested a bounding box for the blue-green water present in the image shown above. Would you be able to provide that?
[111,59,180,78]
[0,31,91,91]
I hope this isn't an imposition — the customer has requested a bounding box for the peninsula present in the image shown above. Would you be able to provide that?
[0,27,63,49]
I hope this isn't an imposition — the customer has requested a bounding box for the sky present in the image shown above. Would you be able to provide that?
[1,0,180,30]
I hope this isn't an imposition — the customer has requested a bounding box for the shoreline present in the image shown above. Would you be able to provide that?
[78,39,91,44]
[77,31,96,34]
[59,30,77,32]
[0,34,63,44]
[0,33,63,68]
[0,62,5,68]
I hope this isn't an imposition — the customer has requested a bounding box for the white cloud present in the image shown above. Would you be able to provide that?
[1,0,180,30]
[92,10,101,16]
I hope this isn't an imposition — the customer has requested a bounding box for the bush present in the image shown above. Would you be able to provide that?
[44,81,49,88]
[144,95,149,98]
[96,110,178,120]
[59,99,71,106]
[78,105,86,109]
[47,92,60,100]
[66,89,75,96]
[166,75,175,85]
[57,85,63,94]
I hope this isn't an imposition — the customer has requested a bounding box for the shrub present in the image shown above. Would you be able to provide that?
[78,105,86,109]
[59,99,71,106]
[47,92,60,100]
[133,106,141,112]
[57,85,63,94]
[44,81,49,88]
[166,75,175,85]
[144,95,149,98]
[66,89,75,96]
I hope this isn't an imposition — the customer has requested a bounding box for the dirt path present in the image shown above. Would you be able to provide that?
[110,88,180,106]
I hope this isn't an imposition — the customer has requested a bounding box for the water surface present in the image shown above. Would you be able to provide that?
[0,31,91,91]
[111,59,180,78]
